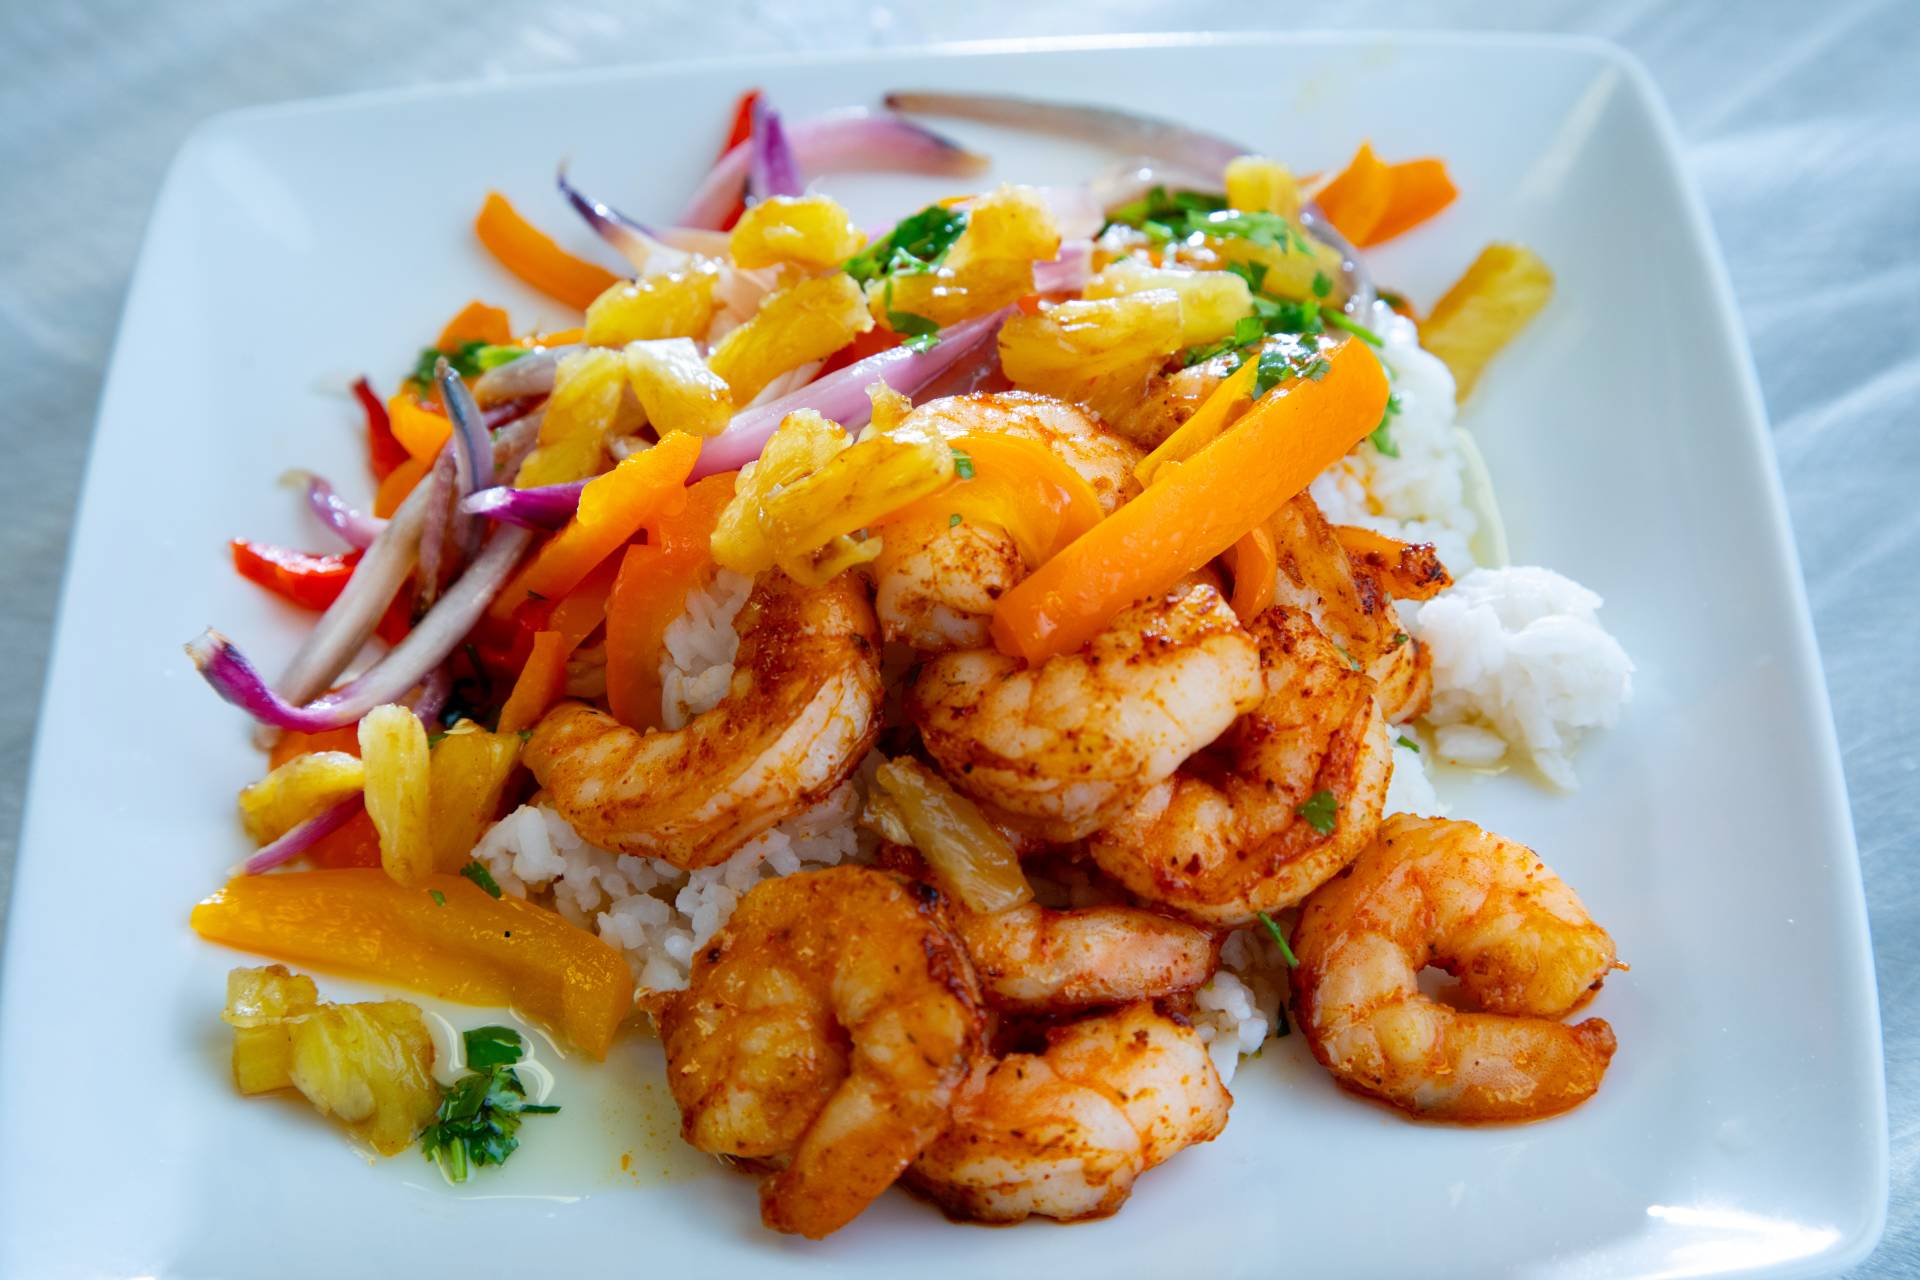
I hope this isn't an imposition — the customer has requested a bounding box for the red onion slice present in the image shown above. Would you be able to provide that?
[242,795,364,875]
[692,306,1012,478]
[1034,239,1094,294]
[747,96,802,200]
[460,479,586,530]
[556,165,689,275]
[883,90,1243,174]
[290,471,384,549]
[678,110,987,229]
[193,525,534,732]
[474,345,581,405]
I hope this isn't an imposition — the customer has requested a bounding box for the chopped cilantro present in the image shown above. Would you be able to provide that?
[1311,270,1333,299]
[1227,259,1269,292]
[460,861,503,898]
[1180,336,1237,367]
[1230,313,1266,348]
[1256,910,1300,969]
[1251,345,1302,399]
[951,448,975,481]
[949,513,963,528]
[516,729,533,742]
[426,732,448,748]
[419,1026,559,1184]
[1103,187,1310,254]
[1389,631,1410,649]
[1331,641,1362,671]
[1395,734,1420,753]
[1368,391,1403,458]
[1296,789,1338,837]
[1377,288,1410,311]
[1321,308,1384,346]
[463,1025,526,1070]
[1252,294,1324,335]
[411,341,524,388]
[429,889,447,907]
[844,204,968,284]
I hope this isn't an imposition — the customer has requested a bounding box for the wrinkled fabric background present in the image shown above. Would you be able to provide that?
[0,0,1912,1270]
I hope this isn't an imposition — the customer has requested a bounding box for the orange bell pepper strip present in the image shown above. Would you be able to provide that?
[1366,158,1457,247]
[1314,142,1393,246]
[489,432,703,621]
[1332,524,1453,600]
[387,393,451,463]
[373,454,430,518]
[605,472,738,730]
[475,192,621,312]
[1224,525,1278,622]
[873,434,1103,568]
[991,339,1389,664]
[1136,357,1260,486]
[437,300,513,350]
[191,869,635,1058]
[514,327,585,349]
[497,630,571,735]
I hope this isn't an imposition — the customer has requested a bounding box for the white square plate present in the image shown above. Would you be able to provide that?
[0,32,1886,1280]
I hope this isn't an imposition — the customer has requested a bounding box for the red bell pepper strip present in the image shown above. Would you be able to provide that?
[231,541,360,611]
[718,89,763,231]
[352,377,409,481]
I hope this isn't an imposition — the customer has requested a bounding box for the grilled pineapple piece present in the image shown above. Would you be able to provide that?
[1084,260,1254,345]
[584,268,718,346]
[712,409,852,575]
[624,337,734,438]
[729,194,866,271]
[944,184,1060,273]
[223,965,440,1155]
[708,273,873,405]
[760,435,956,586]
[998,290,1185,423]
[1418,243,1554,401]
[358,704,431,887]
[426,721,522,874]
[1225,156,1304,219]
[517,348,635,486]
[237,751,364,844]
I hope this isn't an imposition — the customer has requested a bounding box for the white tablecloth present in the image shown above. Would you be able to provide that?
[0,1,1913,1271]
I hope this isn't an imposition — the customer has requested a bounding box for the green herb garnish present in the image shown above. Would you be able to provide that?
[1251,346,1295,399]
[459,861,503,898]
[1321,308,1384,346]
[1227,259,1269,292]
[1104,188,1312,254]
[420,1028,559,1183]
[1295,789,1338,837]
[1368,391,1403,458]
[844,204,968,284]
[1311,270,1333,299]
[881,279,943,352]
[411,342,525,388]
[1395,734,1420,753]
[1256,910,1300,968]
[1389,630,1410,649]
[949,513,963,528]
[951,448,975,481]
[430,889,447,907]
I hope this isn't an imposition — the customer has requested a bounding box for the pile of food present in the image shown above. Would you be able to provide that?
[187,89,1633,1237]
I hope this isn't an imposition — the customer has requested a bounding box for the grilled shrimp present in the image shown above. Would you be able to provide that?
[954,902,1218,1015]
[524,572,881,868]
[659,867,985,1238]
[1103,350,1238,449]
[1292,814,1618,1122]
[1267,493,1442,725]
[907,1002,1230,1223]
[911,581,1263,842]
[1089,606,1391,925]
[871,392,1140,651]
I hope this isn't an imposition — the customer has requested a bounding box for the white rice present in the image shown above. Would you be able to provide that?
[659,568,752,729]
[1401,566,1634,789]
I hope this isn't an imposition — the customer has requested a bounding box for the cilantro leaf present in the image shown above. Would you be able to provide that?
[949,513,964,528]
[1295,789,1338,837]
[1311,270,1332,299]
[459,861,503,898]
[419,1061,559,1184]
[1321,308,1384,346]
[950,448,975,481]
[1395,734,1420,753]
[1256,911,1300,969]
[463,1025,526,1070]
[429,889,447,907]
[844,205,968,284]
[1368,391,1403,458]
[411,342,524,388]
[1251,346,1297,399]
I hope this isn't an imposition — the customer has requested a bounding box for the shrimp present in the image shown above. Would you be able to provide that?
[523,572,881,868]
[1266,492,1442,725]
[954,902,1218,1014]
[659,866,985,1238]
[906,1002,1230,1223]
[910,580,1263,842]
[1102,350,1238,449]
[1291,814,1619,1122]
[1089,605,1392,925]
[871,392,1140,651]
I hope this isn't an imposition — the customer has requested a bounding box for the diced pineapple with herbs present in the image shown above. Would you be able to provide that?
[625,337,734,437]
[584,267,719,346]
[517,347,635,486]
[998,290,1185,422]
[707,272,872,404]
[728,194,866,271]
[711,409,855,575]
[425,721,522,875]
[850,189,1061,339]
[222,965,439,1156]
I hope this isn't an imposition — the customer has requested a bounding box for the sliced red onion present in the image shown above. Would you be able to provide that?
[1034,185,1104,240]
[492,409,544,483]
[692,306,1011,478]
[437,362,494,494]
[460,479,585,530]
[414,451,457,612]
[884,90,1242,174]
[677,109,987,229]
[412,665,452,727]
[556,164,689,275]
[656,226,733,256]
[474,345,580,405]
[482,395,544,432]
[747,96,802,201]
[1034,239,1094,294]
[191,525,533,732]
[288,470,384,549]
[242,794,364,875]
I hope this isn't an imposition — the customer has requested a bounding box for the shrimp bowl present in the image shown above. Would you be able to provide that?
[178,85,1638,1240]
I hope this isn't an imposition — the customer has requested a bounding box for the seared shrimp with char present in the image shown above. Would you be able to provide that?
[524,571,880,868]
[1291,814,1619,1122]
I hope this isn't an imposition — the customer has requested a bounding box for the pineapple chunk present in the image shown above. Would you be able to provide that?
[711,410,851,575]
[999,290,1185,421]
[1225,156,1302,219]
[1418,243,1555,401]
[868,258,1034,330]
[708,273,873,406]
[426,721,522,874]
[516,348,634,486]
[944,184,1060,274]
[1084,260,1253,345]
[624,338,734,437]
[222,965,440,1157]
[760,436,956,585]
[358,704,431,887]
[237,751,364,844]
[729,195,866,271]
[584,268,718,346]
[1211,233,1348,305]
[865,381,916,435]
